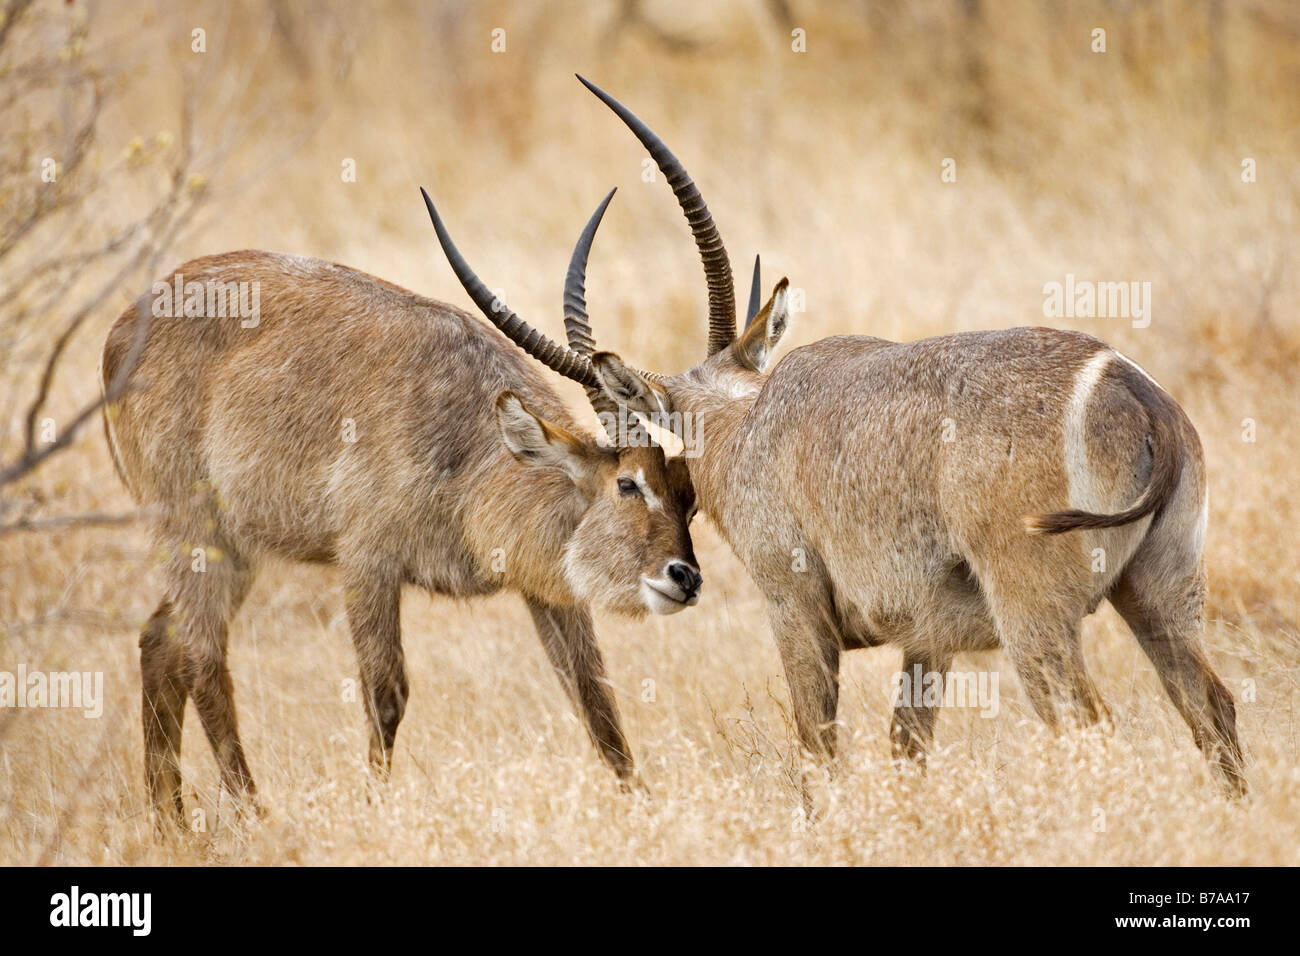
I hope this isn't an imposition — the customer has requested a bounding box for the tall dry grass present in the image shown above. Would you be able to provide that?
[1,0,1298,864]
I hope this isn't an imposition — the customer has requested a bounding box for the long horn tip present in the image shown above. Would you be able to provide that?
[571,187,619,263]
[420,186,439,222]
[576,73,619,108]
[588,186,617,228]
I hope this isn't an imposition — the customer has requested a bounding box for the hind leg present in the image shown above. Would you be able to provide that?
[971,540,1109,731]
[140,599,188,827]
[981,584,1109,730]
[890,647,953,764]
[167,540,258,809]
[1109,571,1245,795]
[994,605,1108,731]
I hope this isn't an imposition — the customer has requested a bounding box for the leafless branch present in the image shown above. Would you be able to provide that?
[0,507,152,537]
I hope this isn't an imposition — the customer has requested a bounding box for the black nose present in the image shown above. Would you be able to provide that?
[666,561,702,598]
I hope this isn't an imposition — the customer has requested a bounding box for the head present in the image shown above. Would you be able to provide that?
[589,276,792,423]
[420,186,704,617]
[495,391,699,615]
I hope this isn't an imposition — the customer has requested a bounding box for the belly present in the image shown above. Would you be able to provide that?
[830,550,1003,654]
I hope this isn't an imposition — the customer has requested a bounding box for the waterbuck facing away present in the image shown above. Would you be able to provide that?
[576,76,1244,795]
[101,192,699,824]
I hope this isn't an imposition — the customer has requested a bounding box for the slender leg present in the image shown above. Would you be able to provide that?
[970,542,1107,732]
[140,599,187,827]
[1110,574,1245,796]
[525,597,635,783]
[766,598,841,761]
[890,647,953,765]
[170,543,258,809]
[993,605,1107,731]
[343,574,407,775]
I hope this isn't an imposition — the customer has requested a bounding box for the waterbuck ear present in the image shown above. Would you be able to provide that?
[590,351,672,418]
[734,277,790,373]
[495,391,597,481]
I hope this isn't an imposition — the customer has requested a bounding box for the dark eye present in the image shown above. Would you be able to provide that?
[617,477,640,497]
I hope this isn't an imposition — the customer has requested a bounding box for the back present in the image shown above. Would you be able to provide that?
[101,250,576,566]
[731,328,1172,615]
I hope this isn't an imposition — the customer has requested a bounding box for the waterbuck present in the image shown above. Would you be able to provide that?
[100,192,700,824]
[575,77,1245,795]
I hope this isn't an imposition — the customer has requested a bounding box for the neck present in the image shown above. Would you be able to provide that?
[467,454,585,606]
[667,368,760,540]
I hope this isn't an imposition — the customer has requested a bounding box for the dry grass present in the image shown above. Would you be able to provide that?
[2,0,1298,865]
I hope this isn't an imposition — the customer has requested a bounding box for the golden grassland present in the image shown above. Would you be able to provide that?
[1,0,1298,864]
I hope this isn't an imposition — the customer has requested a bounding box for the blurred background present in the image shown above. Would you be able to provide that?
[1,0,1298,864]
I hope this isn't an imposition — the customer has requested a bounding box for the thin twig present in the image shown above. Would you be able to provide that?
[0,507,151,536]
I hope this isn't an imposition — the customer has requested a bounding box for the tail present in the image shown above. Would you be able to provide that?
[99,335,136,498]
[1024,359,1182,535]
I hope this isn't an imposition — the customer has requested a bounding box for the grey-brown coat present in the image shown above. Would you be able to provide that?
[580,77,1243,795]
[103,243,699,825]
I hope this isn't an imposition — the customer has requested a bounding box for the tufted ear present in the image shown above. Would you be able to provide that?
[590,351,672,418]
[733,278,790,373]
[495,391,598,481]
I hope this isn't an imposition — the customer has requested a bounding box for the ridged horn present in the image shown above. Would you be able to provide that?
[561,186,668,394]
[563,187,616,359]
[577,74,736,357]
[563,188,621,437]
[421,186,598,389]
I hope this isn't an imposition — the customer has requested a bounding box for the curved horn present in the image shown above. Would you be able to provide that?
[577,74,736,356]
[563,187,617,359]
[744,254,762,328]
[563,188,621,437]
[562,187,668,394]
[421,187,598,389]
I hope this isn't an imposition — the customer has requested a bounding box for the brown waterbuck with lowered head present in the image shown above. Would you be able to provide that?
[101,190,700,825]
[573,76,1245,795]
